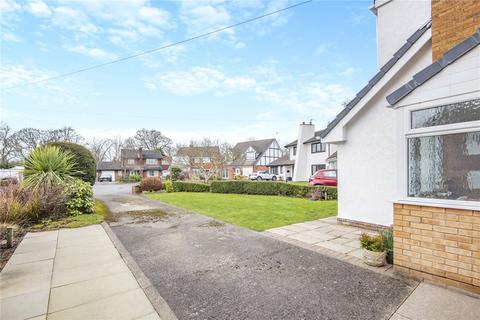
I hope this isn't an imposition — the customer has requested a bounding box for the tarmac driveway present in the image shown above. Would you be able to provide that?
[95,184,416,320]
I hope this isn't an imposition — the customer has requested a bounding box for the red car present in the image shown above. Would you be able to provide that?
[309,169,337,187]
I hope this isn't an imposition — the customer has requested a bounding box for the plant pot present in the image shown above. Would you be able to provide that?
[362,249,386,267]
[132,185,142,194]
[386,249,394,265]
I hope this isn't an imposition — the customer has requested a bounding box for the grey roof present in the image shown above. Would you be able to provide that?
[284,140,297,148]
[97,161,122,170]
[267,154,295,167]
[325,151,337,162]
[321,19,432,139]
[121,149,164,159]
[176,146,220,157]
[387,28,480,106]
[230,138,276,166]
[303,130,324,144]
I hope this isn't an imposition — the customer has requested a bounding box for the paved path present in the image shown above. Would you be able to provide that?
[0,225,160,320]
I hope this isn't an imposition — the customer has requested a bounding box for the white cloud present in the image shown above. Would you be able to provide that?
[52,6,101,36]
[2,32,21,42]
[63,44,117,60]
[0,0,20,12]
[234,41,246,49]
[180,1,231,35]
[26,0,52,18]
[340,67,355,77]
[138,6,171,28]
[145,66,256,95]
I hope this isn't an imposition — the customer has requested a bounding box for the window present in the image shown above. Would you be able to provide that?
[324,170,337,178]
[406,100,480,202]
[311,142,326,153]
[127,158,135,165]
[270,167,278,175]
[146,158,157,165]
[148,170,155,177]
[411,99,480,129]
[311,164,326,175]
[161,159,170,165]
[246,152,256,160]
[235,168,241,175]
[293,146,297,156]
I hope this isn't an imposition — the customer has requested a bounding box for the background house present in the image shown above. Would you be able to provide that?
[268,122,336,181]
[323,0,480,291]
[228,138,281,178]
[97,148,169,181]
[174,146,221,179]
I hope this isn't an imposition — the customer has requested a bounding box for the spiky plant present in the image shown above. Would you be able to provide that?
[23,146,77,190]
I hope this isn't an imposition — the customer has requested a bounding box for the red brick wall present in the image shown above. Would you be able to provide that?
[432,0,480,60]
[393,203,480,294]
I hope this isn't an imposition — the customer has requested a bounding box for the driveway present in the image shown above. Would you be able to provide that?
[95,184,417,320]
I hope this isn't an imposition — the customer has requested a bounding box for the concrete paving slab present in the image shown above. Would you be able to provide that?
[348,248,364,259]
[389,314,411,320]
[314,241,357,254]
[0,271,52,299]
[344,239,361,248]
[266,228,296,236]
[49,271,140,313]
[14,239,57,254]
[395,282,480,320]
[301,229,338,241]
[281,224,313,232]
[287,233,324,244]
[26,315,46,320]
[134,312,162,320]
[51,257,130,287]
[24,230,58,240]
[53,248,121,270]
[7,247,55,265]
[0,289,49,320]
[291,221,323,230]
[47,288,156,320]
[0,259,53,278]
[329,237,352,245]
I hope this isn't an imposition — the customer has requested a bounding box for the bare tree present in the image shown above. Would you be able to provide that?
[46,126,84,143]
[175,138,231,183]
[13,128,48,159]
[88,138,113,163]
[132,129,172,154]
[0,123,18,167]
[109,136,125,161]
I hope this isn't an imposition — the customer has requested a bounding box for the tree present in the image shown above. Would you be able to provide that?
[132,129,172,154]
[46,126,84,143]
[13,128,48,159]
[87,138,113,163]
[0,123,17,168]
[47,142,96,185]
[175,138,231,183]
[109,136,125,161]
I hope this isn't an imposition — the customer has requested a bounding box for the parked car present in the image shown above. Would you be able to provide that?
[249,171,278,181]
[309,169,337,186]
[99,175,112,182]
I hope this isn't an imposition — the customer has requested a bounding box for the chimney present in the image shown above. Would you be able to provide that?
[431,0,480,61]
[292,122,315,182]
[138,147,143,159]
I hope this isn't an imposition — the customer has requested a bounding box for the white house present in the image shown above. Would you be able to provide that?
[229,139,282,178]
[268,122,336,181]
[0,166,24,182]
[322,0,480,291]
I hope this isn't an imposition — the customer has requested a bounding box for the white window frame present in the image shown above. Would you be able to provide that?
[127,158,135,165]
[398,98,480,210]
[146,158,157,165]
[148,170,155,177]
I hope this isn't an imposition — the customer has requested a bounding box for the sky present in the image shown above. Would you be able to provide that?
[0,0,378,146]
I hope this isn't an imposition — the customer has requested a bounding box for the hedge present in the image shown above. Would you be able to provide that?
[209,180,337,199]
[47,142,96,185]
[172,181,210,193]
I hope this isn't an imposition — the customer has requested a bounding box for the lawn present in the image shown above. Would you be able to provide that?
[30,199,112,231]
[146,192,337,231]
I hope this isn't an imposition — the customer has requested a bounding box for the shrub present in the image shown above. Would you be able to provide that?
[0,183,68,225]
[165,178,173,193]
[47,142,96,185]
[65,179,94,215]
[140,177,163,192]
[172,181,210,192]
[209,180,337,199]
[382,228,393,251]
[170,166,182,181]
[120,174,142,182]
[360,233,385,252]
[23,146,77,190]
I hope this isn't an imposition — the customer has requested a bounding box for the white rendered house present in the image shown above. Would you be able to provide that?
[268,122,336,181]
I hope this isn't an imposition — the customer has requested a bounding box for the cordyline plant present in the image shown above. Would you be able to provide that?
[23,145,79,190]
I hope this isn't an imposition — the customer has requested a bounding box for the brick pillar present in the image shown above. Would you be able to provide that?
[393,203,480,294]
[432,0,480,61]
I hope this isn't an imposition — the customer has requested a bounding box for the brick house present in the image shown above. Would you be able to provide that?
[96,148,170,181]
[322,0,480,292]
[174,146,220,178]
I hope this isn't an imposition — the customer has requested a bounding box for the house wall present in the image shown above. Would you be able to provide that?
[306,143,337,176]
[336,42,433,227]
[393,203,480,294]
[431,0,480,61]
[256,141,282,166]
[293,123,315,181]
[375,0,430,67]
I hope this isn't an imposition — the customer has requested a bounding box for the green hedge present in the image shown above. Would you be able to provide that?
[172,181,210,193]
[210,180,337,199]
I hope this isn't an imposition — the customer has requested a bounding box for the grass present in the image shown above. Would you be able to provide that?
[286,181,310,186]
[146,192,337,231]
[30,199,111,231]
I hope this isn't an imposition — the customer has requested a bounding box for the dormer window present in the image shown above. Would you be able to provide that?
[311,142,326,153]
[127,159,135,165]
[246,151,256,160]
[146,159,157,165]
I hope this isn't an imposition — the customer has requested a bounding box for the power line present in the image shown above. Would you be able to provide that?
[3,0,312,90]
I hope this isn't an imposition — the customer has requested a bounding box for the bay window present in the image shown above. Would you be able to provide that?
[406,99,480,202]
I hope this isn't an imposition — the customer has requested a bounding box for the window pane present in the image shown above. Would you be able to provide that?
[408,131,480,201]
[411,99,480,129]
